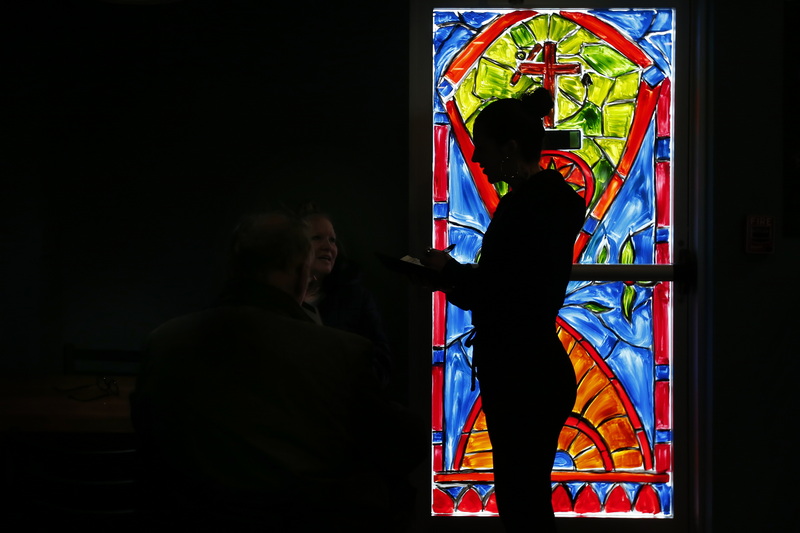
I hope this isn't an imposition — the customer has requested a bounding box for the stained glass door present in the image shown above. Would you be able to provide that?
[429,7,676,519]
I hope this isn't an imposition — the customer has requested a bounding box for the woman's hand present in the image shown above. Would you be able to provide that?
[420,247,453,272]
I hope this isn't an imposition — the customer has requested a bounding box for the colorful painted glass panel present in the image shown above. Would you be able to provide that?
[431,8,674,518]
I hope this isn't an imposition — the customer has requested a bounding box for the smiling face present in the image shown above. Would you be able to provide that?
[307,215,338,279]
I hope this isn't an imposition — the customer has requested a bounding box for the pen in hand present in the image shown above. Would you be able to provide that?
[426,243,456,255]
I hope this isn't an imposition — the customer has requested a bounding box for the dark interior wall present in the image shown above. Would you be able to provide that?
[710,1,799,531]
[2,0,410,392]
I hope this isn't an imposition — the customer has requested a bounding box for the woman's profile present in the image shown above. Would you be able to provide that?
[420,88,585,532]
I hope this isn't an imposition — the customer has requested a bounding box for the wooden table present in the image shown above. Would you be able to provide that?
[0,373,136,433]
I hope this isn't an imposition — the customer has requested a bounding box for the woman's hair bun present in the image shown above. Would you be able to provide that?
[520,87,554,119]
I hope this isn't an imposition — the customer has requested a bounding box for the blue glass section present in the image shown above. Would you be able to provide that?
[656,227,670,243]
[648,32,674,73]
[643,65,666,87]
[654,483,672,515]
[461,10,499,28]
[592,9,655,41]
[655,364,670,380]
[448,137,492,231]
[652,10,674,32]
[579,120,656,264]
[434,10,461,25]
[443,319,479,470]
[592,482,613,503]
[582,215,600,235]
[433,349,445,364]
[657,137,671,160]
[434,111,449,124]
[433,431,443,444]
[437,79,456,104]
[566,482,584,499]
[621,482,640,502]
[445,486,462,499]
[435,25,477,87]
[433,202,449,219]
[473,484,493,498]
[449,225,484,264]
[446,302,474,345]
[553,451,575,469]
[433,24,456,54]
[607,343,654,444]
[656,430,672,443]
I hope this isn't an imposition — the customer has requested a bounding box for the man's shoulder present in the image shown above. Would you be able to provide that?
[149,305,372,354]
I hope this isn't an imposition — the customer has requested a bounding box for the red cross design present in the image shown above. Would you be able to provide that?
[511,41,582,128]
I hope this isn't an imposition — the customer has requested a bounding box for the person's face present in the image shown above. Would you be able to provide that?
[307,215,338,278]
[471,127,508,184]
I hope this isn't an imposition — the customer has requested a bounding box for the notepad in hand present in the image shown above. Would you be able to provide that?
[375,252,443,287]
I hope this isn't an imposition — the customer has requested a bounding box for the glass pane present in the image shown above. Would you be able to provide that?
[431,8,675,518]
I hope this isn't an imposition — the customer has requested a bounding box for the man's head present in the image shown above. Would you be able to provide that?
[227,212,312,302]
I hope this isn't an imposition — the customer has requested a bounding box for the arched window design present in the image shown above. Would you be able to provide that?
[430,8,675,518]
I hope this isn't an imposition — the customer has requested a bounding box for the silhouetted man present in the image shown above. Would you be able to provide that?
[132,212,421,531]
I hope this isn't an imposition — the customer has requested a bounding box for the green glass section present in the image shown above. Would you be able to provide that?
[620,234,636,264]
[559,102,604,136]
[582,44,638,77]
[510,23,537,48]
[589,156,615,207]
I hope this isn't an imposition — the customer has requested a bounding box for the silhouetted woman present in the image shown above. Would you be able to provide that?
[421,88,585,532]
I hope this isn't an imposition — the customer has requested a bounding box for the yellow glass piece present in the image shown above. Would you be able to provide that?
[583,44,638,77]
[559,27,600,55]
[610,71,641,101]
[586,75,615,109]
[595,138,626,166]
[484,33,521,67]
[549,14,578,42]
[475,59,527,99]
[606,102,636,138]
[475,58,517,100]
[574,141,604,168]
[558,74,587,109]
[528,15,549,44]
[454,71,482,126]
